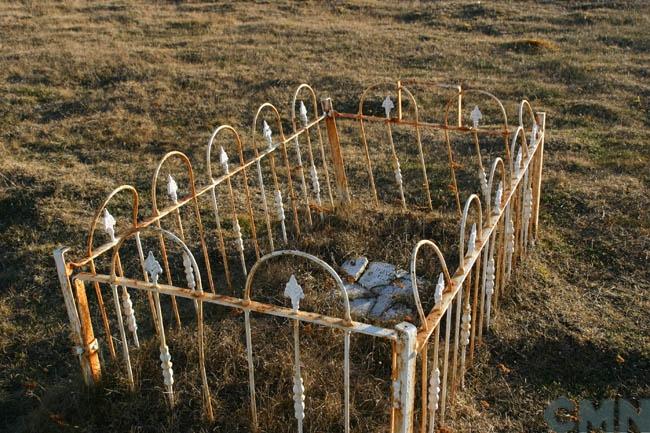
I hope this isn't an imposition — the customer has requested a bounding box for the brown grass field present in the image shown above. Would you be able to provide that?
[1,1,649,432]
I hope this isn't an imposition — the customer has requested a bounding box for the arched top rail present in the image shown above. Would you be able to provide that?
[444,88,509,131]
[487,157,507,217]
[357,81,420,122]
[509,126,530,178]
[458,194,483,268]
[518,99,537,128]
[206,125,246,182]
[409,240,452,330]
[243,250,352,324]
[151,151,197,216]
[86,184,139,256]
[291,84,320,128]
[251,102,286,155]
[108,225,203,294]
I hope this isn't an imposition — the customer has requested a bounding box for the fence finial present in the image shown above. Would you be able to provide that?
[514,148,523,178]
[219,146,229,174]
[494,181,503,215]
[470,106,482,129]
[382,96,394,118]
[467,223,477,254]
[263,120,273,149]
[299,101,308,125]
[144,251,163,285]
[530,123,539,149]
[167,174,178,204]
[284,274,304,311]
[103,208,116,242]
[434,272,444,307]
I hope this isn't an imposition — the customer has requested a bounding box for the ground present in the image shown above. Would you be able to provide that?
[0,1,649,432]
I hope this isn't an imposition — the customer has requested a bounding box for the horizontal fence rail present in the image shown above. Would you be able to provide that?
[53,80,546,433]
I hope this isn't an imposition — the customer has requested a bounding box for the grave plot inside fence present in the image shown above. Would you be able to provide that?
[53,80,546,433]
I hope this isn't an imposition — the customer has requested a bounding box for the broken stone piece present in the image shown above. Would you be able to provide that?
[383,304,415,321]
[371,284,411,298]
[395,268,409,279]
[340,256,369,281]
[369,294,394,317]
[350,298,375,316]
[343,282,371,300]
[358,262,396,288]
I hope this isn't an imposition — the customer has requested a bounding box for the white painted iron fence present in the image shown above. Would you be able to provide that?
[53,81,545,433]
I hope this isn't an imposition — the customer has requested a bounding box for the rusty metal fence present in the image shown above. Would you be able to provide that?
[53,80,546,433]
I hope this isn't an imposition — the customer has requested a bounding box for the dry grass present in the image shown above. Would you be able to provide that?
[1,1,649,432]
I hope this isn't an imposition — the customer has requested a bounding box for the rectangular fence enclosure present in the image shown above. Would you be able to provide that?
[53,80,546,433]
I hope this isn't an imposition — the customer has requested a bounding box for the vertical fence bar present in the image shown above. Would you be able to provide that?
[88,259,116,359]
[533,112,546,240]
[427,326,441,433]
[321,98,351,207]
[110,281,134,389]
[419,344,428,433]
[244,310,258,431]
[344,330,351,433]
[439,307,452,424]
[456,86,463,128]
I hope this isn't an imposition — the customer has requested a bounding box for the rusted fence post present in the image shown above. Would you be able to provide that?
[533,112,546,240]
[393,322,417,433]
[74,279,102,383]
[321,98,351,207]
[53,247,100,385]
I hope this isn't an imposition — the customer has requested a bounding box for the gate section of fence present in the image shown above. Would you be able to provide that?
[53,80,545,433]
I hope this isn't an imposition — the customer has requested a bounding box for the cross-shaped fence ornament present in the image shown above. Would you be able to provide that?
[382,96,394,119]
[434,272,444,307]
[299,101,308,126]
[219,146,229,174]
[167,175,178,204]
[144,251,163,285]
[470,106,482,129]
[284,274,305,311]
[262,120,273,149]
[103,208,116,242]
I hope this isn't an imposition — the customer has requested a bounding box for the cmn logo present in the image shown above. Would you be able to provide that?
[545,397,650,433]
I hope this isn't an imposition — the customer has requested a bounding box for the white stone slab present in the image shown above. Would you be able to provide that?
[340,257,368,281]
[382,304,414,321]
[350,298,375,316]
[372,284,409,298]
[358,262,396,288]
[343,282,371,300]
[369,294,394,317]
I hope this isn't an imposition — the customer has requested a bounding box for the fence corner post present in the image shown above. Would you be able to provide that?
[53,247,97,385]
[533,111,546,240]
[320,97,351,208]
[393,322,417,433]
